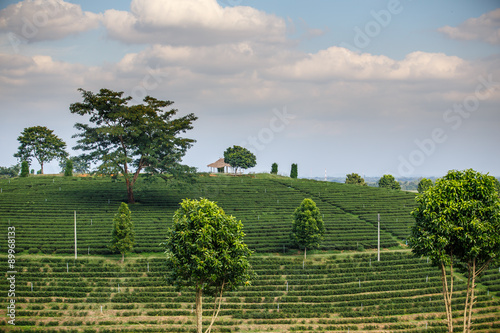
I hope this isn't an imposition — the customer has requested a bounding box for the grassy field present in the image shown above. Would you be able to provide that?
[0,174,499,332]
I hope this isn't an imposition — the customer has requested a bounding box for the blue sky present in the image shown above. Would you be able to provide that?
[0,0,499,178]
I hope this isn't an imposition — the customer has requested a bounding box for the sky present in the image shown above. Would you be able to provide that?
[0,0,499,178]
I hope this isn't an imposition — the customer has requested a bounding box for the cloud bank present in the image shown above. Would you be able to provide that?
[438,8,500,44]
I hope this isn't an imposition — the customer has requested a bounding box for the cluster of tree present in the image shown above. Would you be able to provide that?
[0,164,21,178]
[268,163,299,178]
[345,173,367,186]
[12,88,198,204]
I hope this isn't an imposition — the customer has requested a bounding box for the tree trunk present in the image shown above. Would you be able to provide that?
[463,258,476,333]
[126,179,135,204]
[205,281,225,333]
[40,162,44,175]
[196,286,203,333]
[121,252,125,264]
[304,247,307,263]
[440,262,453,333]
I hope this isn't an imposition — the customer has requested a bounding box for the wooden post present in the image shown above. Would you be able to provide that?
[377,213,380,262]
[74,211,77,260]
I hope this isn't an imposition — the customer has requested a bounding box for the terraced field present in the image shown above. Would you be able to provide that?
[0,175,416,254]
[1,252,499,332]
[0,174,499,332]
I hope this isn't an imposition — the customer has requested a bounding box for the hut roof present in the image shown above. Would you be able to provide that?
[207,158,230,168]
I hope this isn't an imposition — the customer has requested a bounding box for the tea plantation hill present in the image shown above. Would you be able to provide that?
[0,174,417,254]
[1,174,499,332]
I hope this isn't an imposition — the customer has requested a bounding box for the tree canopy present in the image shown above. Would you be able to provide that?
[409,169,500,332]
[290,163,298,179]
[271,162,278,175]
[378,174,401,190]
[223,146,256,174]
[14,126,68,174]
[290,198,325,261]
[163,198,253,333]
[109,202,135,263]
[417,178,433,193]
[70,88,197,203]
[345,173,366,186]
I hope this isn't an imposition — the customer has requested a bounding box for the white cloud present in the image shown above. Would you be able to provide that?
[266,47,469,81]
[438,8,500,44]
[102,0,286,46]
[0,0,101,43]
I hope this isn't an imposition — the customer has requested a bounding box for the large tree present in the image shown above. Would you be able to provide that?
[223,145,256,174]
[290,198,325,261]
[345,173,367,186]
[163,198,253,333]
[109,202,135,263]
[14,126,68,174]
[409,169,500,333]
[378,174,401,190]
[70,88,197,203]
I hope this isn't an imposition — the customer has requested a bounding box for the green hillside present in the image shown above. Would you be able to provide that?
[1,174,499,332]
[0,174,416,254]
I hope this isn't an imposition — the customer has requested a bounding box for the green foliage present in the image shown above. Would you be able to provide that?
[70,88,197,203]
[345,173,366,186]
[163,198,254,296]
[59,156,90,174]
[271,163,278,175]
[410,169,500,267]
[417,178,433,193]
[14,126,68,174]
[290,163,298,179]
[0,164,21,178]
[109,202,135,262]
[20,161,29,177]
[64,159,73,177]
[409,169,500,332]
[290,198,325,251]
[223,146,257,174]
[378,174,401,190]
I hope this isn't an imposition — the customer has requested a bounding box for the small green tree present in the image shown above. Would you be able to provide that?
[163,198,254,333]
[345,173,366,186]
[14,126,68,174]
[378,174,401,190]
[417,178,433,193]
[290,198,325,262]
[223,146,256,174]
[109,202,135,263]
[409,169,500,333]
[290,163,298,179]
[271,163,278,175]
[64,159,73,177]
[20,161,29,177]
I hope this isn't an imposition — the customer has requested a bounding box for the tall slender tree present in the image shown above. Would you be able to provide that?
[70,88,197,203]
[409,169,500,333]
[109,202,135,263]
[290,163,298,179]
[14,126,68,174]
[271,163,278,175]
